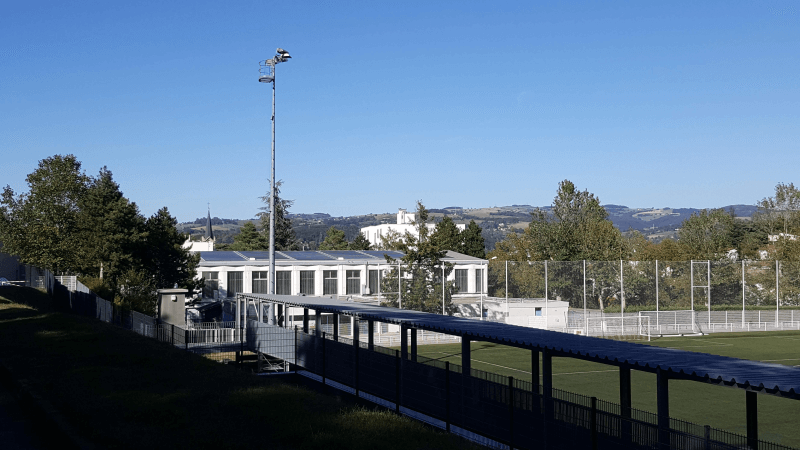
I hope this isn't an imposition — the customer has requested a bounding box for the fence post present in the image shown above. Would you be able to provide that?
[353,318,359,396]
[620,366,632,441]
[657,368,670,450]
[445,361,451,433]
[704,424,711,450]
[321,331,326,387]
[395,350,401,414]
[171,323,175,346]
[508,376,515,447]
[239,321,244,366]
[590,396,598,450]
[746,390,758,450]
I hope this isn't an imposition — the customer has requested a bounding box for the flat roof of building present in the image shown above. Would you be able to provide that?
[238,293,800,399]
[199,250,487,265]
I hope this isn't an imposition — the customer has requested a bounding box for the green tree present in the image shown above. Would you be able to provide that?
[461,220,486,258]
[349,232,372,250]
[0,155,89,272]
[258,181,299,251]
[730,220,767,261]
[115,267,158,315]
[488,180,626,309]
[76,167,147,282]
[677,209,736,260]
[319,226,349,250]
[756,182,800,236]
[376,229,404,251]
[0,155,202,313]
[755,182,800,263]
[140,207,202,300]
[526,180,626,261]
[430,216,463,253]
[380,201,456,314]
[228,222,267,251]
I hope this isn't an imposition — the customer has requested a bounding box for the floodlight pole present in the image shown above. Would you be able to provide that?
[259,49,291,297]
[269,65,276,296]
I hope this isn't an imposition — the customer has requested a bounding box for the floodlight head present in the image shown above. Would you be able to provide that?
[276,48,291,59]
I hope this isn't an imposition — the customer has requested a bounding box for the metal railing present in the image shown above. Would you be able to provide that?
[279,330,795,450]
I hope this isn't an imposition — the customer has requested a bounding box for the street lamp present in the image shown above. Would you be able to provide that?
[259,48,291,299]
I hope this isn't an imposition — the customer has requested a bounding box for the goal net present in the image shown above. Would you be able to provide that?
[582,315,651,341]
[638,310,702,336]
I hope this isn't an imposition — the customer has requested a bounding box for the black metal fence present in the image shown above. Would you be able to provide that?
[279,326,794,450]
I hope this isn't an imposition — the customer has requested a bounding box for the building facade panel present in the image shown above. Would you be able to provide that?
[197,250,487,299]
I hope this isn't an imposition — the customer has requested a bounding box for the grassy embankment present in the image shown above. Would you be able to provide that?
[411,333,800,448]
[0,286,476,450]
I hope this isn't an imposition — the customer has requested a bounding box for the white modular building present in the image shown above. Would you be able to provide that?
[197,250,488,300]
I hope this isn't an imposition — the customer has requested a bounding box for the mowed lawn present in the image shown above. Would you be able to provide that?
[412,331,800,448]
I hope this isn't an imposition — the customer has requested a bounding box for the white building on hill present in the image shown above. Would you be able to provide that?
[361,208,465,248]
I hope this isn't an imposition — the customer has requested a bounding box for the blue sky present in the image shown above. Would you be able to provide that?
[2,1,798,222]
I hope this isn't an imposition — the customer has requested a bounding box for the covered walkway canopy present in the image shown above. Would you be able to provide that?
[238,293,800,448]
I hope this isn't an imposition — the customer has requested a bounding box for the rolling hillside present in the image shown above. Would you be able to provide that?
[179,204,759,251]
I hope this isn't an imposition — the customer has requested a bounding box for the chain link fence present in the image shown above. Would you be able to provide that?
[485,260,800,337]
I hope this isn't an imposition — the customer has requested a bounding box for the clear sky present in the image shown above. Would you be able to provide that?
[2,1,798,222]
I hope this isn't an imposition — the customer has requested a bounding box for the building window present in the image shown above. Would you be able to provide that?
[346,270,361,295]
[252,271,268,294]
[300,271,315,296]
[201,271,218,298]
[276,271,291,295]
[535,307,542,317]
[455,269,468,293]
[475,268,484,294]
[368,270,380,295]
[227,271,243,297]
[323,270,337,295]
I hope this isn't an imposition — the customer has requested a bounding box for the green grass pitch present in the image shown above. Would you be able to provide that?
[411,331,800,448]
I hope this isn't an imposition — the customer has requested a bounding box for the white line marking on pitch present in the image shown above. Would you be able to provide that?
[422,351,617,376]
[553,369,618,376]
[424,351,532,375]
[761,358,800,362]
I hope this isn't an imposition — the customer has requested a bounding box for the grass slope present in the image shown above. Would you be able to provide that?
[412,333,800,448]
[0,286,476,450]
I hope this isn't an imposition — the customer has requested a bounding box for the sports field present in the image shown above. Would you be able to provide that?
[411,331,800,448]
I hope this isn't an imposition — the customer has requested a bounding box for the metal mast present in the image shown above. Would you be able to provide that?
[259,48,291,296]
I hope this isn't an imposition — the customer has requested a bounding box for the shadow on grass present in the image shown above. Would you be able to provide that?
[0,301,48,322]
[0,286,55,312]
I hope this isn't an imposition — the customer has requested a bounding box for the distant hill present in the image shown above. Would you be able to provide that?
[178,204,759,251]
[602,204,757,232]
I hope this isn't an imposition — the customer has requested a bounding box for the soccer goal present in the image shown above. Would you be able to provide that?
[638,310,703,337]
[583,315,652,341]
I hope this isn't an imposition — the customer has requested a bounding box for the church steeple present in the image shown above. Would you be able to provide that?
[205,205,215,241]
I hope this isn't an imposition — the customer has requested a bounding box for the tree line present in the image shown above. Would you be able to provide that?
[487,180,800,310]
[0,155,201,314]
